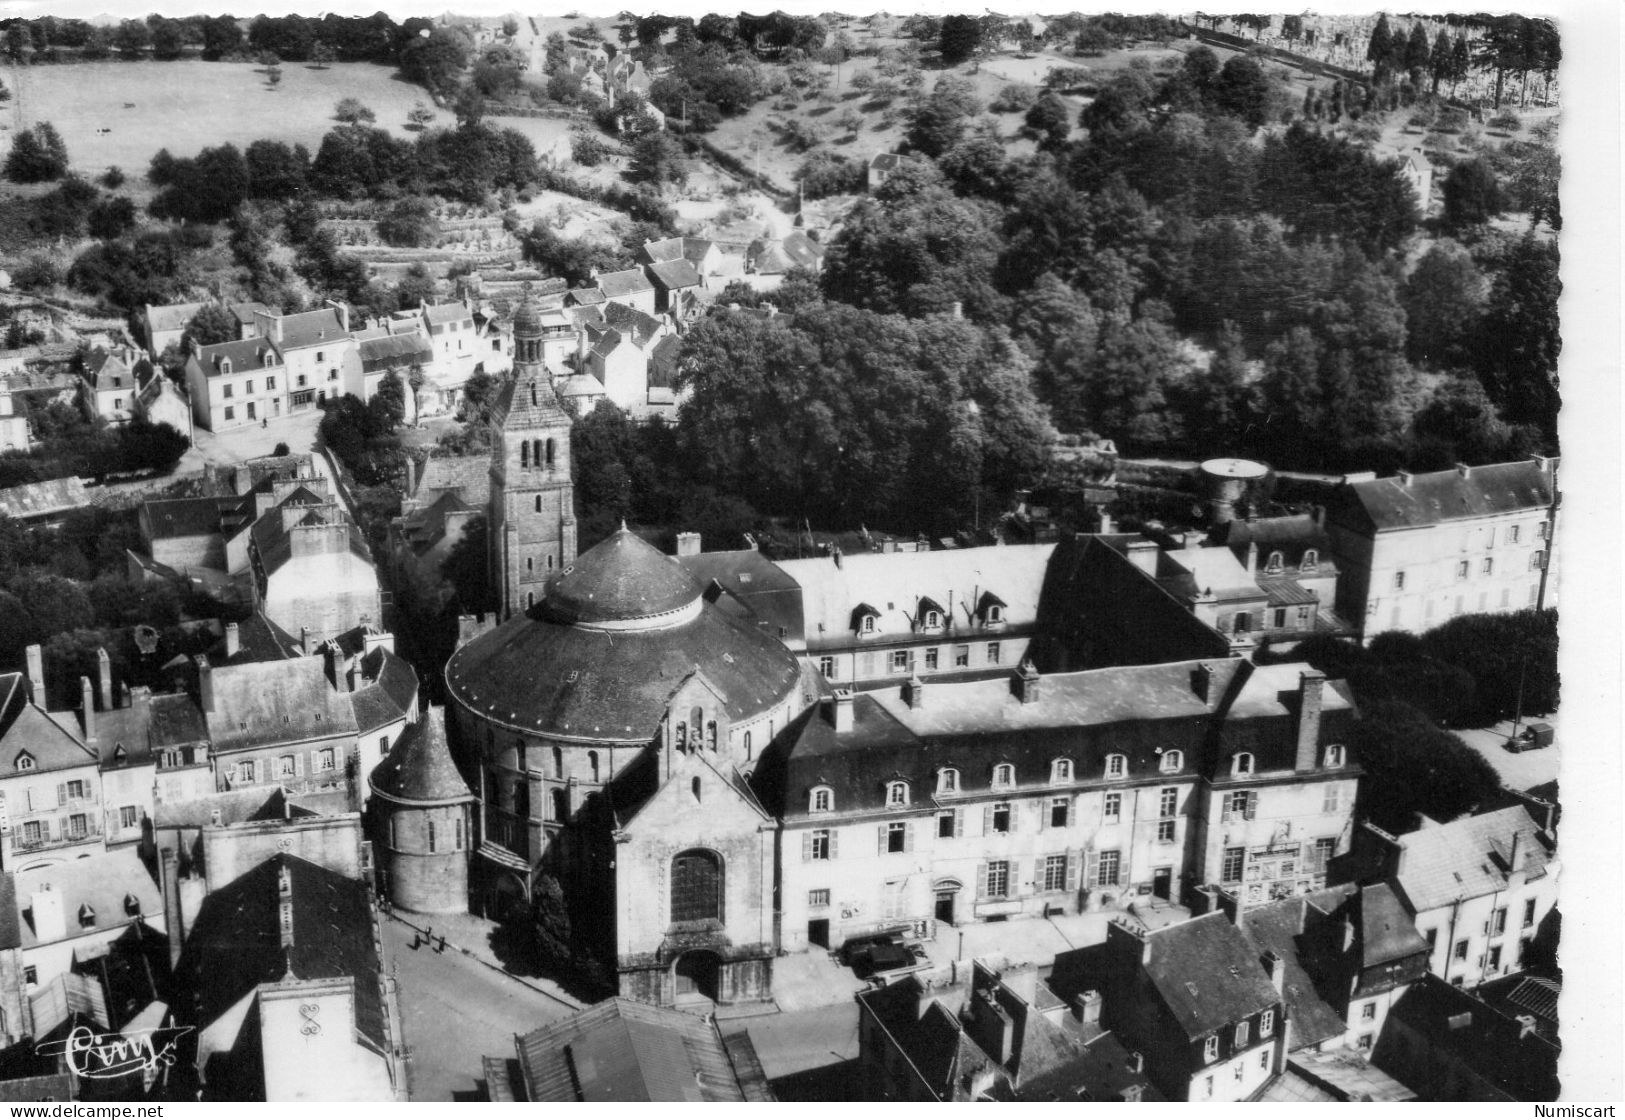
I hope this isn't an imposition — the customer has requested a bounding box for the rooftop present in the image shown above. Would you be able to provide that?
[369,709,472,805]
[10,849,162,950]
[1391,806,1555,913]
[1141,912,1283,1039]
[1337,459,1557,532]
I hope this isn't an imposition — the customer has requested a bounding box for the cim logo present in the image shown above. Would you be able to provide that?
[35,1024,194,1080]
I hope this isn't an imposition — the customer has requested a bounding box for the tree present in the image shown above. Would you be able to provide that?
[938,15,982,66]
[87,196,137,240]
[334,97,376,124]
[267,65,283,90]
[311,40,336,69]
[149,16,186,60]
[1212,56,1271,130]
[202,14,242,59]
[1350,700,1500,829]
[1365,13,1393,79]
[244,139,310,199]
[906,74,982,158]
[367,370,407,433]
[5,122,69,183]
[114,18,151,59]
[1441,158,1504,229]
[1476,235,1560,443]
[1403,23,1432,80]
[400,25,472,100]
[1024,92,1071,150]
[376,197,440,247]
[1402,241,1485,369]
[406,103,434,131]
[184,303,238,348]
[1281,15,1304,42]
[629,131,686,189]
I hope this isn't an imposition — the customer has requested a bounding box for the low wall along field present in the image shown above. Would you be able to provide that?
[2,59,444,177]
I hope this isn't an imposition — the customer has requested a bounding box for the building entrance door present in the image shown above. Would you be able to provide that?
[807,919,830,949]
[935,890,956,926]
[1152,867,1173,900]
[673,951,719,1005]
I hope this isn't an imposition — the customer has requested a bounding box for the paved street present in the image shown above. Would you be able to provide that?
[381,913,576,1101]
[190,408,322,467]
[1454,714,1561,795]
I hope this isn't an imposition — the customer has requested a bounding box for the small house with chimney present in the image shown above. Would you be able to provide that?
[0,656,103,874]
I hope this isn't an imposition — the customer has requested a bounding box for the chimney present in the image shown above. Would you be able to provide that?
[224,622,240,660]
[1396,470,1413,486]
[96,647,112,711]
[1515,1014,1538,1039]
[80,676,96,743]
[160,848,184,968]
[1260,950,1286,995]
[1246,539,1259,574]
[1013,659,1040,705]
[903,675,925,710]
[1506,829,1524,878]
[30,884,66,943]
[1097,509,1114,535]
[675,531,702,557]
[25,643,43,707]
[1456,462,1471,479]
[326,299,350,333]
[1313,503,1326,528]
[1294,669,1326,772]
[830,689,855,734]
[300,626,313,656]
[326,643,351,693]
[1126,1051,1144,1075]
[1125,539,1160,577]
[195,655,214,712]
[130,685,152,720]
[1074,990,1103,1025]
[1191,663,1215,706]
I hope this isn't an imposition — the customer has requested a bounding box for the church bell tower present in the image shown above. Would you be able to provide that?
[489,295,576,617]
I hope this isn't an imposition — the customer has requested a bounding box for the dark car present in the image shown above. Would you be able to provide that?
[1506,722,1554,752]
[841,928,916,977]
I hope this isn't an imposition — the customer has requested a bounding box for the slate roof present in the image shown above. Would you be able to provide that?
[1163,546,1266,603]
[145,301,206,336]
[1255,576,1321,606]
[566,285,607,307]
[271,307,348,352]
[357,332,432,373]
[1213,513,1334,569]
[745,238,795,275]
[1142,912,1283,1039]
[647,335,681,393]
[136,369,187,411]
[409,451,491,510]
[677,548,804,639]
[600,302,664,348]
[248,503,372,577]
[492,363,570,431]
[422,301,473,328]
[0,673,96,774]
[645,257,702,292]
[231,301,272,326]
[149,692,211,748]
[83,348,136,394]
[204,658,359,754]
[177,854,385,1052]
[1391,806,1555,914]
[1357,881,1429,971]
[1336,460,1557,533]
[445,544,803,743]
[369,709,472,805]
[775,543,1056,652]
[548,528,703,624]
[142,496,242,540]
[194,337,281,378]
[595,267,655,300]
[0,476,89,521]
[1239,887,1358,1050]
[511,997,772,1101]
[639,237,716,271]
[11,850,162,949]
[1374,974,1559,1100]
[207,612,298,665]
[348,646,419,734]
[781,230,825,271]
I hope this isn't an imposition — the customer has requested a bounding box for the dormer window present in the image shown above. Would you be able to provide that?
[1324,744,1345,768]
[1299,549,1318,573]
[978,592,1007,627]
[937,768,959,795]
[1105,754,1127,779]
[1050,758,1073,783]
[886,780,909,807]
[14,752,34,771]
[1265,551,1285,574]
[78,904,96,928]
[1232,752,1255,777]
[1160,750,1183,773]
[917,597,945,631]
[810,786,833,814]
[853,603,880,635]
[992,763,1015,789]
[219,360,232,376]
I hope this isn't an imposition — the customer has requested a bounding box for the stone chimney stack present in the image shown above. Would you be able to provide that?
[1261,950,1286,995]
[903,675,926,710]
[1191,662,1215,706]
[160,847,184,968]
[831,689,855,734]
[1074,990,1103,1025]
[1014,659,1041,705]
[25,643,43,708]
[195,655,214,713]
[96,647,112,711]
[224,622,240,659]
[30,884,66,943]
[675,531,702,557]
[1295,669,1327,772]
[80,676,96,743]
[1125,539,1160,577]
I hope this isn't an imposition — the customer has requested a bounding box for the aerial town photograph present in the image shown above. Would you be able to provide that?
[0,0,1615,1106]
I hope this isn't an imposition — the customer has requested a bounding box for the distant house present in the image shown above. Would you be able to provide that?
[1371,974,1558,1101]
[1399,151,1433,217]
[482,997,773,1101]
[182,336,286,433]
[745,232,825,287]
[142,301,206,359]
[867,151,906,192]
[0,477,89,527]
[5,850,164,997]
[593,267,658,316]
[0,389,30,452]
[78,344,147,426]
[563,303,675,420]
[644,256,703,318]
[637,236,725,288]
[1210,511,1347,641]
[247,495,383,650]
[0,665,102,873]
[134,368,194,444]
[353,330,428,424]
[415,300,481,404]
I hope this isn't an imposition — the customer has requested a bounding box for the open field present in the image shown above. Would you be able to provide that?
[1,59,445,178]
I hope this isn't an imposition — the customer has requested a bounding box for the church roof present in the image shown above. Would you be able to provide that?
[493,365,569,430]
[369,708,473,805]
[547,528,702,625]
[512,297,543,337]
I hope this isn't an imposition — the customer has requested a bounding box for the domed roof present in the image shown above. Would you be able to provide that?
[369,708,474,805]
[512,297,543,337]
[545,528,703,625]
[445,532,803,743]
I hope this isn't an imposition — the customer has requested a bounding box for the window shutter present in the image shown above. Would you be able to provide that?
[983,805,994,835]
[1245,792,1258,820]
[830,830,838,859]
[58,816,68,839]
[976,861,989,900]
[877,825,887,855]
[954,808,964,838]
[1037,800,1047,831]
[1084,850,1099,889]
[1032,859,1044,893]
[1008,804,1018,833]
[57,784,66,807]
[802,832,812,862]
[905,823,915,853]
[294,753,305,778]
[1066,852,1080,891]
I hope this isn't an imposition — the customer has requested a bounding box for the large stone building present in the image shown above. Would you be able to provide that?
[368,708,475,915]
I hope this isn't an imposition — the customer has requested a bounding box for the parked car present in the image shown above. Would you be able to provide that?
[1506,722,1554,752]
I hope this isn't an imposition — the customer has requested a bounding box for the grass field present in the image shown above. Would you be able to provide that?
[1,59,446,179]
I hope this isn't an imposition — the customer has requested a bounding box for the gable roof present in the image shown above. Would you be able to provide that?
[422,301,473,328]
[647,334,682,391]
[0,673,96,774]
[145,302,206,336]
[194,337,281,378]
[1238,887,1359,1050]
[1336,460,1557,533]
[0,476,90,521]
[1390,806,1555,914]
[271,308,349,353]
[513,997,772,1101]
[1142,912,1283,1039]
[600,302,664,347]
[645,257,702,292]
[357,332,432,373]
[11,849,162,950]
[203,657,359,754]
[177,854,384,1051]
[781,230,826,271]
[595,267,655,300]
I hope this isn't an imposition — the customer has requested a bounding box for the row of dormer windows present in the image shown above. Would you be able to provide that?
[803,745,1346,813]
[856,600,1004,635]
